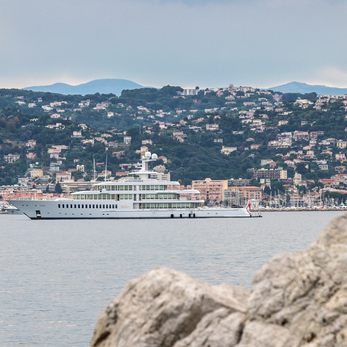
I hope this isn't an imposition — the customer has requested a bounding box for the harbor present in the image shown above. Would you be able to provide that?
[1,0,347,345]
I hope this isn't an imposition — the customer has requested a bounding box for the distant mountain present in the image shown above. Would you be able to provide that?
[24,79,144,96]
[270,81,347,96]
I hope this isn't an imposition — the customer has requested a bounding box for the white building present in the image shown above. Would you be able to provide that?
[4,154,20,163]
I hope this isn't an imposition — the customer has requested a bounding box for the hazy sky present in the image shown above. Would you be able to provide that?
[0,0,346,88]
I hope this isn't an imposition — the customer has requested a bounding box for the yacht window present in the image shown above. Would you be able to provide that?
[66,204,69,209]
[58,204,60,208]
[78,204,80,208]
[103,204,105,209]
[92,204,95,208]
[74,204,76,208]
[62,204,65,208]
[89,204,91,208]
[70,204,73,208]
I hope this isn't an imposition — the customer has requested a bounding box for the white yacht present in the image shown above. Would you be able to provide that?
[11,153,252,220]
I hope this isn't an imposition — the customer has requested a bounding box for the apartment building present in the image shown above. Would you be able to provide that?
[224,186,263,206]
[192,178,228,203]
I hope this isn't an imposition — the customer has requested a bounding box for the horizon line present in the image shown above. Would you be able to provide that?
[2,79,347,91]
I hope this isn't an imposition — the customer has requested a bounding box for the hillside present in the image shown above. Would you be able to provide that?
[270,81,347,96]
[24,79,143,96]
[0,86,346,190]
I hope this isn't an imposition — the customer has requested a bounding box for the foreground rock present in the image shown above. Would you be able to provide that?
[90,214,347,347]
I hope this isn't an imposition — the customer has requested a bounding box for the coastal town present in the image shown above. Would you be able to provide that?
[4,1,347,347]
[0,84,346,211]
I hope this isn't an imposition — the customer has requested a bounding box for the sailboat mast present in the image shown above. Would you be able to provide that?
[104,148,108,182]
[93,156,96,182]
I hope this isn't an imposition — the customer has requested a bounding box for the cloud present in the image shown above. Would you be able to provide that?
[0,0,346,88]
[311,67,347,87]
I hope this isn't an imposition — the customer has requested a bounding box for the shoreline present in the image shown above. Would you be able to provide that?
[256,207,346,212]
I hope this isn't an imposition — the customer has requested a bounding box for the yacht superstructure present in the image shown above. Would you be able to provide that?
[11,153,251,219]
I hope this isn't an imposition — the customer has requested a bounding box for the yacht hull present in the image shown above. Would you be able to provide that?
[11,200,252,219]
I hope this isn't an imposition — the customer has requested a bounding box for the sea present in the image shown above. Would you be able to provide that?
[0,211,344,347]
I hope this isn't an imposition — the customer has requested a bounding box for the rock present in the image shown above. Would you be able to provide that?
[90,269,249,347]
[90,214,347,347]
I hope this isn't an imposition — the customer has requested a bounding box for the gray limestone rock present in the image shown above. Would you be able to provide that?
[90,214,347,347]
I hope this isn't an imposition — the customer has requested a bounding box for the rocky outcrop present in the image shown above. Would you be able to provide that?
[90,214,347,347]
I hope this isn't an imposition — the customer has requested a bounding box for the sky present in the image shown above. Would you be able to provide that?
[0,0,346,89]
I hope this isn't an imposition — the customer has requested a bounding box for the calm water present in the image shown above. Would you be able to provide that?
[0,211,344,347]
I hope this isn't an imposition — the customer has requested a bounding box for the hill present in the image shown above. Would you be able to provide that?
[0,86,346,188]
[24,78,143,96]
[270,81,347,96]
